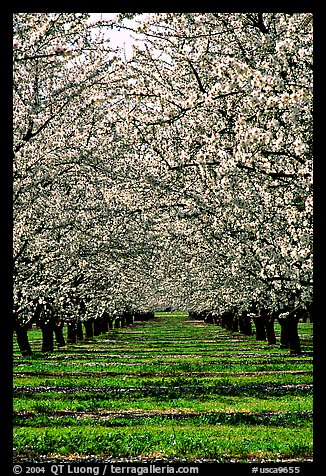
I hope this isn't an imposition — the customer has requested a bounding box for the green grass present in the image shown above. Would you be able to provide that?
[14,425,312,461]
[13,393,313,414]
[14,411,313,429]
[13,359,312,374]
[13,315,313,462]
[13,372,313,389]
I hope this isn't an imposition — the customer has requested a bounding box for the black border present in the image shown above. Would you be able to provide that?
[5,3,322,476]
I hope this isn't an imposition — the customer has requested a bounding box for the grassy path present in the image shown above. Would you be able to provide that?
[13,314,313,462]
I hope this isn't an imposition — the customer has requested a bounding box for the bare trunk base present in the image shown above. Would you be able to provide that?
[15,325,33,356]
[93,319,102,336]
[77,321,84,340]
[253,317,266,341]
[239,312,253,336]
[278,316,301,355]
[41,323,54,352]
[67,321,77,344]
[84,320,94,338]
[54,325,66,347]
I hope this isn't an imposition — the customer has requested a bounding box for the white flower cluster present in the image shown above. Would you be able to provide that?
[13,12,313,324]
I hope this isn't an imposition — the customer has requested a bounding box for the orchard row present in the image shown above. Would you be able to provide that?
[13,13,313,346]
[16,301,311,356]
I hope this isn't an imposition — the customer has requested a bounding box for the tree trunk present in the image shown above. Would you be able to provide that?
[54,324,66,347]
[84,319,94,338]
[100,312,109,334]
[67,321,77,344]
[253,317,266,341]
[126,313,134,325]
[241,312,253,336]
[223,312,234,331]
[15,325,33,356]
[77,320,84,340]
[101,318,109,334]
[261,309,276,345]
[220,314,227,328]
[115,318,121,328]
[93,318,102,336]
[287,315,302,355]
[238,313,245,334]
[41,323,54,352]
[232,316,239,332]
[108,319,114,329]
[265,318,276,345]
[278,318,289,349]
[277,315,301,354]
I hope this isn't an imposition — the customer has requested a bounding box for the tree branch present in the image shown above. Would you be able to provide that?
[187,60,207,94]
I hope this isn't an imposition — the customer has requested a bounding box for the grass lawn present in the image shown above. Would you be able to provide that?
[13,314,313,462]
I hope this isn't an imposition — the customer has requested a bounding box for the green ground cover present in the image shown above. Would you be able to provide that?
[13,314,313,462]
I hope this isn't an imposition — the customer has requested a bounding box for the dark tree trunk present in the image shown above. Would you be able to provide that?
[224,316,231,330]
[245,317,253,335]
[100,312,109,333]
[125,312,134,325]
[288,316,301,355]
[84,319,94,338]
[54,324,66,347]
[41,323,54,352]
[220,314,226,328]
[116,318,121,328]
[121,315,127,328]
[93,318,102,336]
[278,318,289,349]
[76,320,84,340]
[232,316,239,332]
[205,312,213,324]
[207,315,216,325]
[222,312,234,331]
[108,319,114,329]
[265,318,276,345]
[67,321,77,344]
[253,317,267,341]
[15,325,33,356]
[239,312,253,336]
[238,313,246,334]
[261,309,276,345]
[280,315,301,355]
[101,318,109,334]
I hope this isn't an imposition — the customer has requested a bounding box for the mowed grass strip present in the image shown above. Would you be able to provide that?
[13,393,313,414]
[14,410,313,428]
[14,357,313,367]
[13,372,313,389]
[13,360,312,374]
[13,314,313,462]
[14,424,312,461]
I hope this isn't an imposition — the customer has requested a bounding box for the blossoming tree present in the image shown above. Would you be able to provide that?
[13,12,312,355]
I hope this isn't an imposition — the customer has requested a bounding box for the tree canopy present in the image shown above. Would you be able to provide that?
[13,13,313,324]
